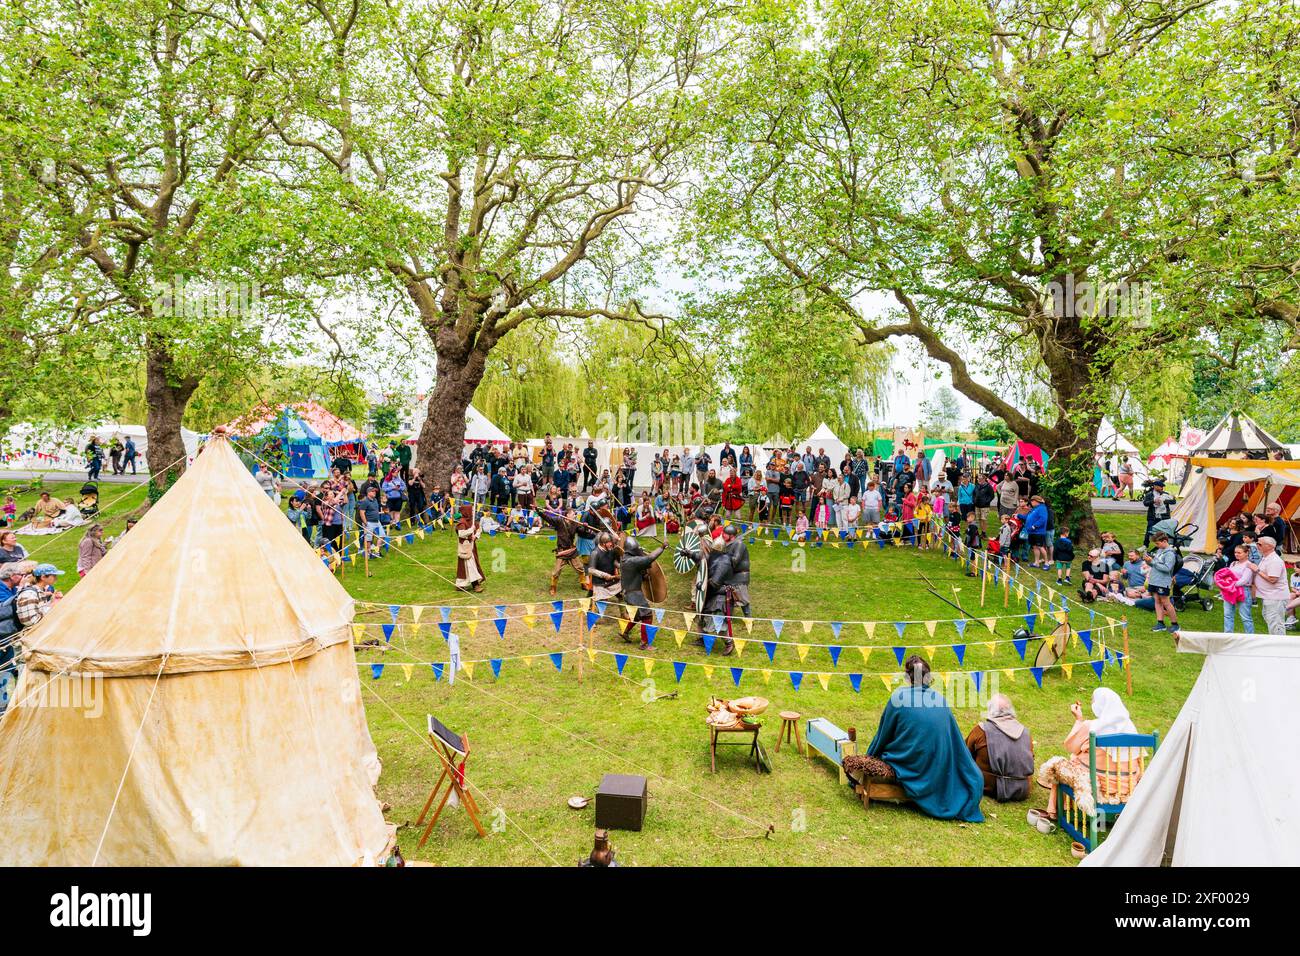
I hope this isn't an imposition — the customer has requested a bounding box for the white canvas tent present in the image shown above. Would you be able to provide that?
[801,423,849,469]
[1096,417,1139,455]
[1082,632,1300,867]
[464,403,511,444]
[0,434,391,865]
[1169,456,1300,553]
[409,402,511,447]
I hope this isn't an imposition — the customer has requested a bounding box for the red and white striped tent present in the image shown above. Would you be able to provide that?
[1171,457,1300,553]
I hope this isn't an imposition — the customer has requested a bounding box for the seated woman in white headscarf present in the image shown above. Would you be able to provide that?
[1035,687,1136,818]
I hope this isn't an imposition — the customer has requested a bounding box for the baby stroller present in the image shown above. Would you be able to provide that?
[1149,517,1196,550]
[1171,553,1217,612]
[78,482,100,519]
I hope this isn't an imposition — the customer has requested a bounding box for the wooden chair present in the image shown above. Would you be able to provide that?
[415,715,486,847]
[1056,731,1159,852]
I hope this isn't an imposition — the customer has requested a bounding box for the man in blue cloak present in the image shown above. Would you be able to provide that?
[866,655,985,822]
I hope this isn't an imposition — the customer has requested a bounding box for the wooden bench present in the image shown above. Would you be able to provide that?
[805,718,855,784]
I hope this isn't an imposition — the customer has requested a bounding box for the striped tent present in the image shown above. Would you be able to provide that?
[1170,457,1300,553]
[1195,412,1289,460]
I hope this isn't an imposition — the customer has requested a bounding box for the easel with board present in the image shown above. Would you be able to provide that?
[415,714,486,846]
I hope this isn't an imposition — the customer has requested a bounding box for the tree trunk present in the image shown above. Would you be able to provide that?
[143,344,198,481]
[414,346,489,491]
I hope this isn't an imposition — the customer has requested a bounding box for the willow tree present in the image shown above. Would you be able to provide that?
[696,0,1299,543]
[276,0,732,485]
[5,0,309,476]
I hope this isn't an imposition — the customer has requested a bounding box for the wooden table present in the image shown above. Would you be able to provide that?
[709,721,762,773]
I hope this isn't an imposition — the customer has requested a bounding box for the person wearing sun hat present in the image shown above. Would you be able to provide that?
[14,563,65,631]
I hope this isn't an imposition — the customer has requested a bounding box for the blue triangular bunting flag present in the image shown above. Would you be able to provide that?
[730,667,743,687]
[431,662,444,681]
[1024,613,1037,633]
[702,633,716,655]
[763,641,776,661]
[894,621,907,638]
[673,661,687,682]
[1091,660,1105,680]
[953,644,966,665]
[830,621,843,639]
[550,610,564,632]
[771,620,784,637]
[893,646,906,665]
[439,606,451,623]
[494,616,507,638]
[1013,637,1028,660]
[389,606,401,622]
[381,623,395,643]
[585,611,599,631]
[644,625,658,646]
[490,658,503,678]
[790,671,803,691]
[1031,667,1044,688]
[549,652,564,672]
[615,653,628,675]
[438,621,451,641]
[1077,629,1092,652]
[849,673,862,693]
[828,645,842,667]
[971,670,983,694]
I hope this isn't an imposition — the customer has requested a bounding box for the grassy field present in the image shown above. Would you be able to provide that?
[5,476,1217,866]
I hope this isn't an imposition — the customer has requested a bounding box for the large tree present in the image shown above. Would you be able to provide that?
[695,0,1299,543]
[276,0,733,485]
[4,0,310,477]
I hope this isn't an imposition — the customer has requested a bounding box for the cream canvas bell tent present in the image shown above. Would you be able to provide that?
[1082,632,1300,867]
[0,432,391,865]
[1170,456,1300,553]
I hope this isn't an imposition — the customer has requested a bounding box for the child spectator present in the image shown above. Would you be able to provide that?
[1053,526,1074,584]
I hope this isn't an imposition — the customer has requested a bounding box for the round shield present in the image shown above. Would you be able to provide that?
[1033,621,1072,669]
[681,527,701,551]
[644,559,668,605]
[693,549,710,617]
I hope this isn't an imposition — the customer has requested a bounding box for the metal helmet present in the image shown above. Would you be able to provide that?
[623,536,643,556]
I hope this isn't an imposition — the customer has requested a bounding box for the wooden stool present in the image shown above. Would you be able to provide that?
[775,711,804,754]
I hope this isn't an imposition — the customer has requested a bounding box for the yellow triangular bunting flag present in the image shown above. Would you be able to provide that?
[816,673,830,691]
[400,663,414,681]
[796,644,810,662]
[411,606,424,624]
